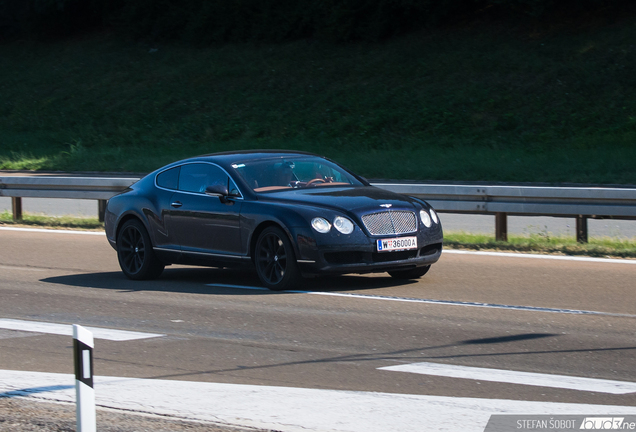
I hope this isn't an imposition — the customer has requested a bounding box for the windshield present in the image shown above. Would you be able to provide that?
[231,156,365,192]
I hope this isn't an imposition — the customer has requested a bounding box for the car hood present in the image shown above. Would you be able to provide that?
[258,186,424,214]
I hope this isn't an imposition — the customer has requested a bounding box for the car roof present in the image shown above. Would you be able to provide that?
[145,150,369,194]
[178,150,325,166]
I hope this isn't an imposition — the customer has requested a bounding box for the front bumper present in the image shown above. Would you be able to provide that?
[298,243,442,276]
[293,224,443,276]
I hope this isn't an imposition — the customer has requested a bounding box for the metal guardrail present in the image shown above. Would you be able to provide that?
[2,175,636,242]
[375,183,636,242]
[0,176,140,200]
[0,175,139,223]
[375,183,636,217]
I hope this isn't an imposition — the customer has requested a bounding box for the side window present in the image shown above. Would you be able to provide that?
[178,163,228,194]
[156,166,180,190]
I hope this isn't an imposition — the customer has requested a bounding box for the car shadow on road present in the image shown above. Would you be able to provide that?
[143,332,577,380]
[39,266,420,295]
[145,331,636,391]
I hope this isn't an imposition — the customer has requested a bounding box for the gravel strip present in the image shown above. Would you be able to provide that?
[0,397,274,432]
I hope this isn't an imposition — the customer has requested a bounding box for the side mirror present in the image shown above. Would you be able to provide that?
[205,184,231,203]
[205,184,228,196]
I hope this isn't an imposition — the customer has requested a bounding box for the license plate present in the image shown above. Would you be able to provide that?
[376,236,418,252]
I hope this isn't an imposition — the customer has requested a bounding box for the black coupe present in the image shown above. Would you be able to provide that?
[105,151,443,290]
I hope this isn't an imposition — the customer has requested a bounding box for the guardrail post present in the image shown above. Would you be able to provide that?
[576,215,588,243]
[98,200,107,223]
[73,324,96,432]
[495,212,508,242]
[11,197,23,220]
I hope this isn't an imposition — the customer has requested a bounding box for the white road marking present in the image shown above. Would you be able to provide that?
[1,370,636,432]
[0,227,105,235]
[444,249,636,264]
[379,362,636,395]
[0,319,164,341]
[3,226,635,264]
[206,284,636,318]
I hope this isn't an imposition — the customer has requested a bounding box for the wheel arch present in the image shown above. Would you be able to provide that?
[249,221,298,265]
[114,212,150,244]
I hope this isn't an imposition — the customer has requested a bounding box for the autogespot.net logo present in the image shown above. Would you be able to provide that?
[580,418,629,430]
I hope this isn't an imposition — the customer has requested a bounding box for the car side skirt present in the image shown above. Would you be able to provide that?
[153,247,251,268]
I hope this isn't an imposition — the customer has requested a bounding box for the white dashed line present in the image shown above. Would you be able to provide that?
[0,319,164,341]
[443,249,636,264]
[3,227,635,264]
[206,284,636,318]
[378,362,636,394]
[0,227,105,235]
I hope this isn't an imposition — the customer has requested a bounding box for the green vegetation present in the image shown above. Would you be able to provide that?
[3,0,627,43]
[444,232,636,259]
[2,2,633,258]
[1,16,636,183]
[0,211,103,230]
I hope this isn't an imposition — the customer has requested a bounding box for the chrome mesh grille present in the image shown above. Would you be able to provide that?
[361,211,417,235]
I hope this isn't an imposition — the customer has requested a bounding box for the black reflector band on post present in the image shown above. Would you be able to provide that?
[73,339,94,388]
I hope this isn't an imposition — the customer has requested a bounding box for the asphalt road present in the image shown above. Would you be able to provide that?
[1,228,635,430]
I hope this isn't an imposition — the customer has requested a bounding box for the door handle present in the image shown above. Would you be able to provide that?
[170,201,182,208]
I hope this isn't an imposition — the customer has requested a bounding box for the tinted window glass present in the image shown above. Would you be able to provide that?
[232,156,363,192]
[156,167,180,190]
[178,163,229,194]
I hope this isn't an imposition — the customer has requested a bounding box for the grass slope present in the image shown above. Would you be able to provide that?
[1,19,636,183]
[0,211,103,230]
[444,232,636,259]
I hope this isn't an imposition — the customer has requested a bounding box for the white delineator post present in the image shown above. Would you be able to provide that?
[73,324,96,432]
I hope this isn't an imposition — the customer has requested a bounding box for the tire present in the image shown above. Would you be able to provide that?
[254,226,302,291]
[388,265,431,280]
[116,219,164,280]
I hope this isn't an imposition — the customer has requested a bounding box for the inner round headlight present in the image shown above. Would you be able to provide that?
[419,210,432,228]
[333,216,354,234]
[430,208,439,224]
[311,217,331,233]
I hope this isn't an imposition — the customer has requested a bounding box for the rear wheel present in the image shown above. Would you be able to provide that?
[117,219,164,280]
[255,226,301,291]
[388,265,431,280]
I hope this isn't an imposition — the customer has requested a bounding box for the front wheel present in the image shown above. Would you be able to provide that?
[116,219,164,280]
[388,265,431,280]
[254,226,302,291]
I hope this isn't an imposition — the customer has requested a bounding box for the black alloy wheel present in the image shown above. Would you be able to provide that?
[255,226,301,291]
[388,265,431,280]
[116,219,164,280]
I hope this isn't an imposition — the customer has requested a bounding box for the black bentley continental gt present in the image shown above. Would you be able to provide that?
[105,151,443,290]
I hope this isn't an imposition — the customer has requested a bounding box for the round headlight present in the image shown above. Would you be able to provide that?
[430,208,439,224]
[419,210,432,228]
[333,216,354,234]
[311,217,331,233]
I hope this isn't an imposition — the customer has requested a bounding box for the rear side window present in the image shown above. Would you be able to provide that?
[156,167,180,190]
[178,163,228,194]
